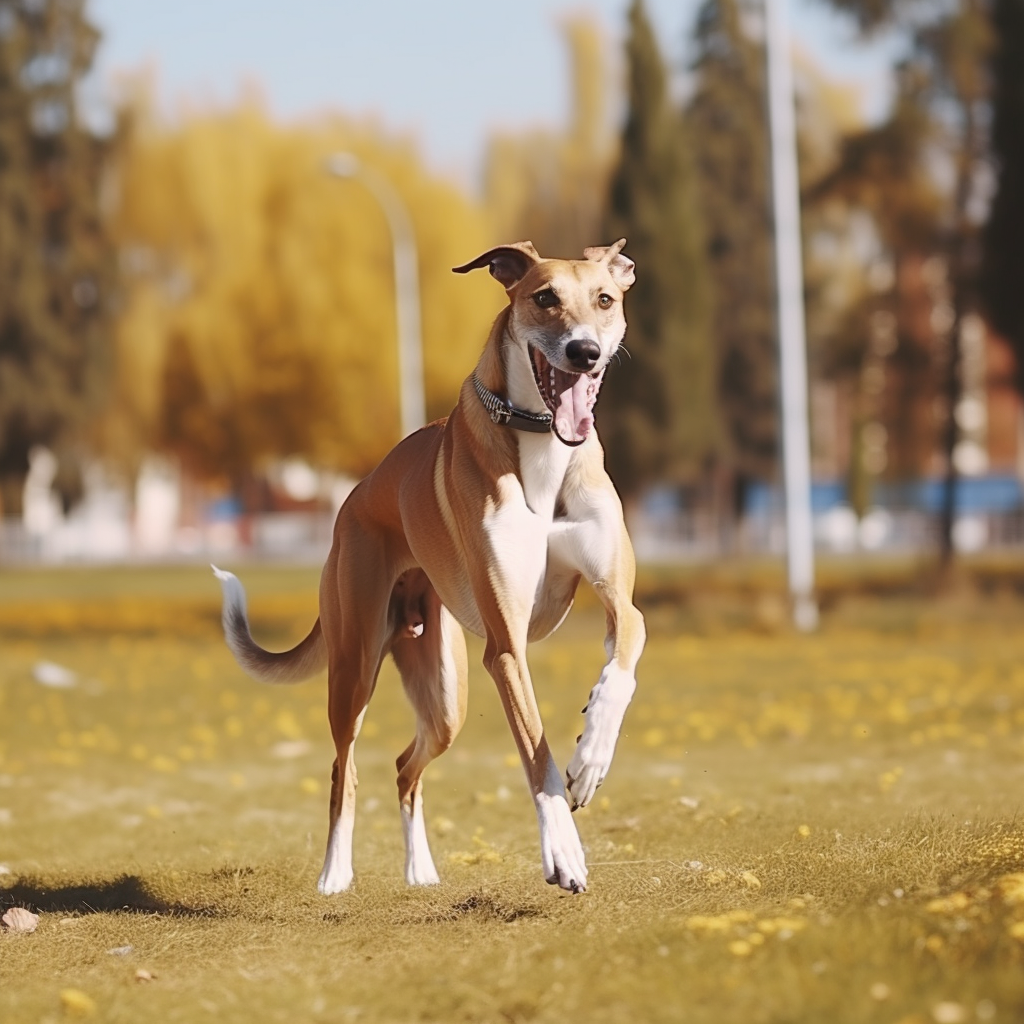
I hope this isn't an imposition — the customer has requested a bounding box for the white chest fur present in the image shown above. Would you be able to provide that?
[515,431,574,520]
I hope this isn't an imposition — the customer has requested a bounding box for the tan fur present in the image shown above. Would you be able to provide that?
[216,241,645,894]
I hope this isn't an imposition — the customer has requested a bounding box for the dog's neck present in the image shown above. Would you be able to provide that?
[470,310,578,519]
[501,326,549,418]
[473,312,545,416]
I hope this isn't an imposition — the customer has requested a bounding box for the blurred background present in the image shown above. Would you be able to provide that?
[1,0,1022,591]
[5,10,1024,1017]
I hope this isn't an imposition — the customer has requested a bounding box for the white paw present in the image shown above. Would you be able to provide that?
[536,791,588,893]
[565,753,606,810]
[405,861,441,886]
[402,804,440,885]
[566,665,635,810]
[317,865,353,895]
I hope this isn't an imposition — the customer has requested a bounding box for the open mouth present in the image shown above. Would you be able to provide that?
[530,347,605,445]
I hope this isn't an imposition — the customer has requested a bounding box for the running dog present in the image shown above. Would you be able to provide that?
[214,239,645,894]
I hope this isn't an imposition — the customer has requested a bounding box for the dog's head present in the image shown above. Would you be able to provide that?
[453,241,634,445]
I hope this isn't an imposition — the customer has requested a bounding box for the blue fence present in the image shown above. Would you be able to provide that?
[742,475,1024,517]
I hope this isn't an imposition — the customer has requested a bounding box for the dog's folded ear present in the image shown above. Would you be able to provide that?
[583,239,635,291]
[452,241,542,289]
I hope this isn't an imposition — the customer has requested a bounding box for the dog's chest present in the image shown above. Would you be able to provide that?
[515,433,574,520]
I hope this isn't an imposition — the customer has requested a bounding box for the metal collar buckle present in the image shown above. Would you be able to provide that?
[472,373,553,434]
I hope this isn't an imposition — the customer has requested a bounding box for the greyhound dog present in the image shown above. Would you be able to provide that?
[214,239,645,895]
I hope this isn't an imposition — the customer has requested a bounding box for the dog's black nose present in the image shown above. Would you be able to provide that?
[565,338,600,371]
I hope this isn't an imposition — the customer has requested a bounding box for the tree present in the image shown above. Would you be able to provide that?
[816,0,994,571]
[0,0,114,515]
[685,0,776,518]
[981,0,1024,395]
[601,0,717,502]
[806,61,946,517]
[107,94,500,495]
[792,53,884,518]
[920,1,992,570]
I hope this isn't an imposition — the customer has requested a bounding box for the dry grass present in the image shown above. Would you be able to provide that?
[1,565,1024,1023]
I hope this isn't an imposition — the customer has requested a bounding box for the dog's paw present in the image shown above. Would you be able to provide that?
[405,863,441,886]
[536,791,588,893]
[402,806,441,886]
[566,665,635,810]
[403,864,440,888]
[565,754,607,811]
[317,866,354,895]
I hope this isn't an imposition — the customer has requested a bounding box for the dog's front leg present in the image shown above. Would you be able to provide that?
[552,496,646,811]
[486,637,588,893]
[471,487,588,893]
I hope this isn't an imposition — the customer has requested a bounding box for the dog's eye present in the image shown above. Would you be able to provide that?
[533,289,559,309]
[597,293,614,309]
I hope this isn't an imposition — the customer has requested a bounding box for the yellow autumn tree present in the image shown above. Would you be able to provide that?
[105,88,499,488]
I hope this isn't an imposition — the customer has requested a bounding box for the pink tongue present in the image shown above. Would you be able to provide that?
[554,372,594,442]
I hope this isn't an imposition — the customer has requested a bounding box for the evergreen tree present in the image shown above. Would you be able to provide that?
[601,0,717,502]
[685,0,776,516]
[981,0,1024,393]
[0,0,113,515]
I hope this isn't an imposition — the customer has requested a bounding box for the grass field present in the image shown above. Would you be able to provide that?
[1,564,1024,1023]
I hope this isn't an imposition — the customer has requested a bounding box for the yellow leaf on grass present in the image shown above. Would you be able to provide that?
[684,914,733,933]
[997,873,1024,905]
[926,892,971,914]
[448,836,502,865]
[60,989,97,1017]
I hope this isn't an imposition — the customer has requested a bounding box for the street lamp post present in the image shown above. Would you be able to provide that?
[764,0,819,631]
[325,153,426,438]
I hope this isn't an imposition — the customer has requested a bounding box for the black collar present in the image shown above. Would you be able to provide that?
[470,373,587,448]
[471,373,553,434]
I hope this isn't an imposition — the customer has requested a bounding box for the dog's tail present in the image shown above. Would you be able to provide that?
[212,566,327,684]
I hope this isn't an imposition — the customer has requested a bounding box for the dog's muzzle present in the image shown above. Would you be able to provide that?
[530,346,605,445]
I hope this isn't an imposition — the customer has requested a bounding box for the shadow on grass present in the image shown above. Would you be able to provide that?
[380,892,548,928]
[433,894,545,924]
[0,874,221,918]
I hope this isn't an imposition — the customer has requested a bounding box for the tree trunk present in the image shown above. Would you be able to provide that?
[937,301,964,574]
[0,474,25,518]
[937,74,983,580]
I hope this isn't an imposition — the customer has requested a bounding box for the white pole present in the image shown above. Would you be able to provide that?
[764,0,818,631]
[325,154,426,438]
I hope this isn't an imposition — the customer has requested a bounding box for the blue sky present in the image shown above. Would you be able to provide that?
[86,0,905,182]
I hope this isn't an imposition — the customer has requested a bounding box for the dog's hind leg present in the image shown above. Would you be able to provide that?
[389,571,468,885]
[317,544,396,895]
[320,671,379,894]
